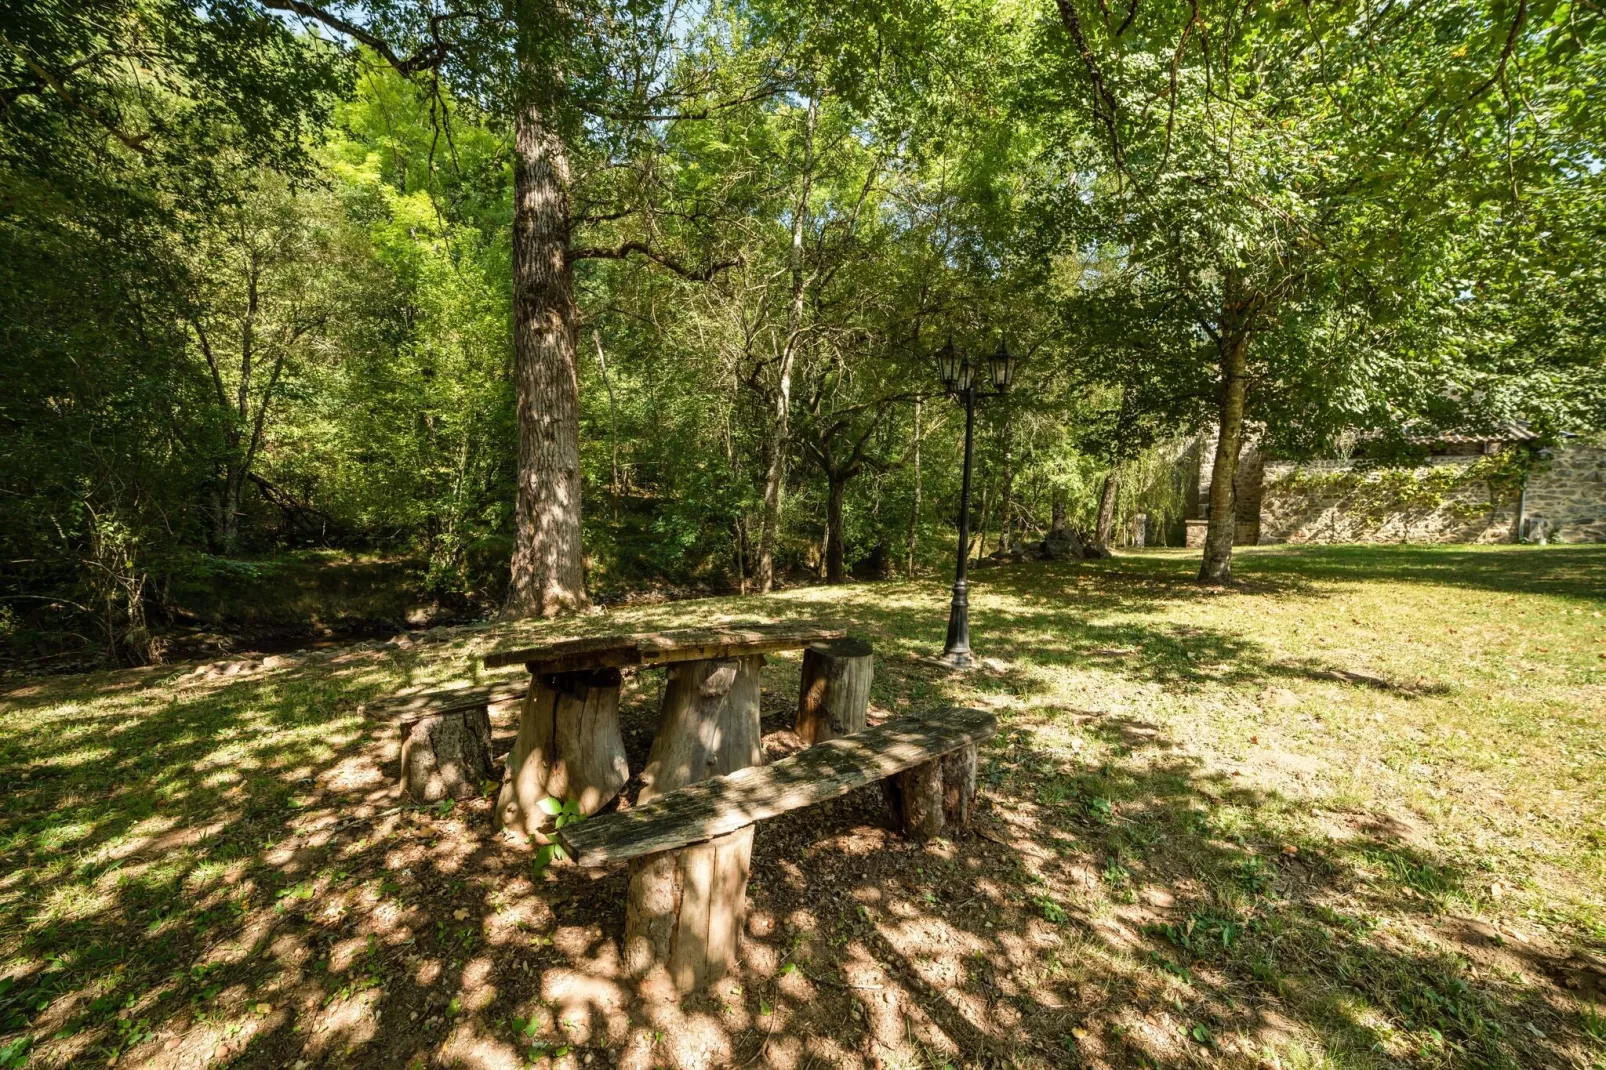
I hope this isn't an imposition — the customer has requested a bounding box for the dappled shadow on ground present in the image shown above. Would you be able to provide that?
[1,546,1603,1067]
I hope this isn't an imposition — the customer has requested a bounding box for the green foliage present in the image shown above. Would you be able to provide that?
[4,0,1603,663]
[532,797,581,875]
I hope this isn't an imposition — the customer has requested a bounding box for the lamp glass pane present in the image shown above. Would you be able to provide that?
[989,342,1015,388]
[937,340,960,384]
[956,360,974,391]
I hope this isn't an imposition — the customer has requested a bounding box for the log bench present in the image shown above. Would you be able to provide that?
[558,706,997,994]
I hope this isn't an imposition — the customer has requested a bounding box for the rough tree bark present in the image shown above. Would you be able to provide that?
[1050,488,1068,534]
[401,708,495,803]
[824,472,847,583]
[941,742,978,826]
[624,656,764,996]
[1000,410,1015,551]
[889,760,945,839]
[1200,333,1250,584]
[883,743,978,839]
[505,73,587,618]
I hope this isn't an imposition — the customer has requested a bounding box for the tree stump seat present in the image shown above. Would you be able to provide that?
[383,681,528,803]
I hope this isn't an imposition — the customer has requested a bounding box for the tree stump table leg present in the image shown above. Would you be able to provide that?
[624,655,764,996]
[400,707,495,803]
[495,668,629,838]
[794,638,873,744]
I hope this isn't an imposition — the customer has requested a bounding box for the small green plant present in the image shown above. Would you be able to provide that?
[1032,894,1069,924]
[274,881,315,910]
[0,1035,33,1068]
[532,797,582,876]
[511,1015,570,1062]
[1580,1001,1606,1042]
[1236,855,1275,897]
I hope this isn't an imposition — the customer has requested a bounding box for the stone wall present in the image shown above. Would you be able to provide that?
[1524,445,1606,543]
[1257,444,1606,545]
[1187,434,1265,546]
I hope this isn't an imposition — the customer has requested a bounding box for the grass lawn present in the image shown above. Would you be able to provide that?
[2,544,1605,1069]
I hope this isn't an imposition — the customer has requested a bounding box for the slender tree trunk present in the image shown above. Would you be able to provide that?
[824,473,846,584]
[1094,469,1118,546]
[505,84,587,618]
[758,92,818,593]
[212,465,243,553]
[1199,333,1250,583]
[1051,487,1067,534]
[593,330,620,524]
[907,398,921,575]
[1000,411,1014,552]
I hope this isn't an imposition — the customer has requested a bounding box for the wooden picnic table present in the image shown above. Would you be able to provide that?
[482,621,857,993]
[476,622,995,997]
[483,623,845,836]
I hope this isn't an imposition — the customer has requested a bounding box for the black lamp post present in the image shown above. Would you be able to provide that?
[936,333,1019,667]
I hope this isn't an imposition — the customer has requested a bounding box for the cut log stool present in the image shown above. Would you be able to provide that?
[624,655,764,996]
[883,741,979,840]
[400,706,495,803]
[495,668,630,838]
[794,637,873,744]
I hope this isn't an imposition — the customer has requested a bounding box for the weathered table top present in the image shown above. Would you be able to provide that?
[483,623,846,676]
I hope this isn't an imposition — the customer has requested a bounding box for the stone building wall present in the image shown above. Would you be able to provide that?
[1523,445,1606,543]
[1259,458,1514,544]
[1184,435,1266,547]
[1257,444,1606,545]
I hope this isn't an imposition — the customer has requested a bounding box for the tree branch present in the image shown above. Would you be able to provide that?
[1,34,151,154]
[260,0,452,75]
[569,240,743,280]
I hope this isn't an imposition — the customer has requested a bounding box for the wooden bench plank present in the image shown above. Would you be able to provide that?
[556,707,996,866]
[482,623,845,673]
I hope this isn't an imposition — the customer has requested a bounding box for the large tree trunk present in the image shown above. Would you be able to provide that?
[1000,412,1015,551]
[1094,469,1118,546]
[824,472,846,584]
[1199,334,1250,584]
[758,351,794,593]
[211,468,243,553]
[505,86,587,618]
